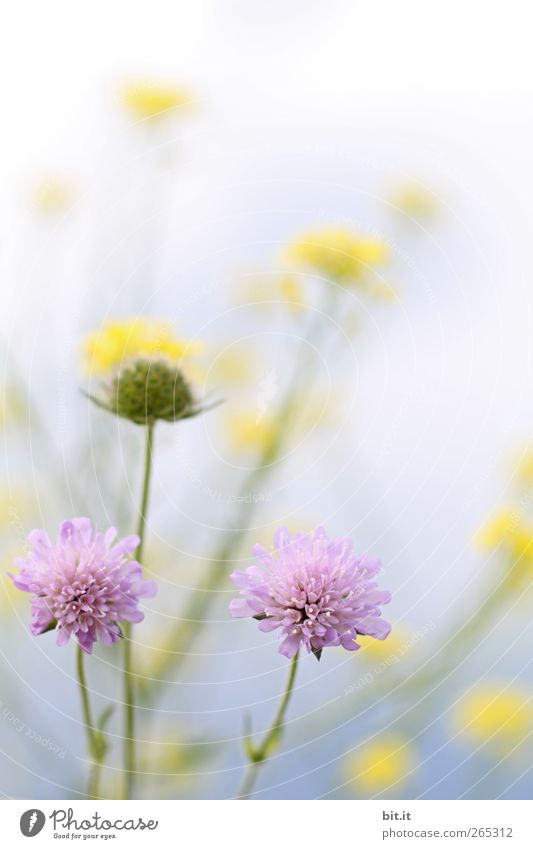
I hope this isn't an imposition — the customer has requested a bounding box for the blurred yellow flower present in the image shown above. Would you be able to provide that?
[120,81,193,122]
[1,384,26,429]
[358,625,413,661]
[83,318,204,376]
[389,183,438,220]
[278,275,306,312]
[225,410,278,453]
[511,447,533,489]
[238,274,306,313]
[0,489,33,534]
[0,570,25,614]
[345,734,415,794]
[32,178,75,215]
[454,684,533,753]
[285,227,389,286]
[209,346,257,388]
[476,508,533,587]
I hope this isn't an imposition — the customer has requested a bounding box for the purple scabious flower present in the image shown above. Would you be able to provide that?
[229,527,391,659]
[9,518,157,654]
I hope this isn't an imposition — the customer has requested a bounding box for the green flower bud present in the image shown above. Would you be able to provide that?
[86,358,201,425]
[112,359,193,424]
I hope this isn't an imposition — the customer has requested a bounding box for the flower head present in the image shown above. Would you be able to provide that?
[83,319,211,426]
[285,227,389,286]
[119,81,193,122]
[83,318,203,377]
[96,358,197,425]
[476,509,533,589]
[229,527,391,659]
[344,734,415,794]
[9,518,157,653]
[389,183,438,221]
[454,684,533,754]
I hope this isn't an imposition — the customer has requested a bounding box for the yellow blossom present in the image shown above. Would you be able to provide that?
[32,177,75,215]
[119,81,193,122]
[83,318,204,376]
[358,625,413,661]
[278,275,306,312]
[225,410,278,453]
[345,734,415,794]
[511,447,533,489]
[476,508,533,587]
[285,227,389,286]
[1,384,26,429]
[209,346,257,387]
[389,183,438,220]
[238,273,306,312]
[0,569,25,615]
[454,684,533,753]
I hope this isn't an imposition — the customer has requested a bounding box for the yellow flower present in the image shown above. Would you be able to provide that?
[285,227,389,286]
[511,447,533,489]
[119,81,193,122]
[209,346,257,387]
[345,734,415,794]
[454,684,533,753]
[0,489,33,534]
[0,569,25,615]
[83,318,204,377]
[225,410,278,453]
[476,508,533,587]
[1,384,26,429]
[32,177,75,215]
[278,275,306,312]
[389,183,438,220]
[238,273,306,313]
[358,625,413,661]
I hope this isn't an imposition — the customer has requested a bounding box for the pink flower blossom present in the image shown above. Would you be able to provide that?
[229,527,391,659]
[10,518,156,653]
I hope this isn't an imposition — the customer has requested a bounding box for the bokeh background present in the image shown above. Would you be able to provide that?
[1,0,533,800]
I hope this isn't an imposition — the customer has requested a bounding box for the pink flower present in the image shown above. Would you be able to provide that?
[10,518,157,653]
[229,527,391,659]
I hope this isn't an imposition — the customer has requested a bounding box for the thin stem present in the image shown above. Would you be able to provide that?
[123,421,155,799]
[76,646,102,799]
[141,296,342,698]
[237,651,299,799]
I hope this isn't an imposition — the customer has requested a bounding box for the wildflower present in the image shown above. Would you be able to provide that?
[210,346,257,387]
[476,509,533,587]
[358,624,412,661]
[119,81,193,122]
[345,734,414,794]
[238,273,306,313]
[95,358,200,425]
[389,183,438,220]
[278,276,306,312]
[32,178,75,215]
[454,684,533,753]
[83,318,203,377]
[224,410,278,453]
[284,227,389,286]
[511,447,533,489]
[229,526,391,659]
[1,383,26,429]
[83,319,210,426]
[9,518,157,653]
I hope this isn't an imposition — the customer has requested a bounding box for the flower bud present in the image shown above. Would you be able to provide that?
[88,358,201,425]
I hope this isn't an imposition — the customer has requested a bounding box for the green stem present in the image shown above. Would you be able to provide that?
[76,646,103,799]
[141,297,341,699]
[123,421,155,799]
[238,651,299,799]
